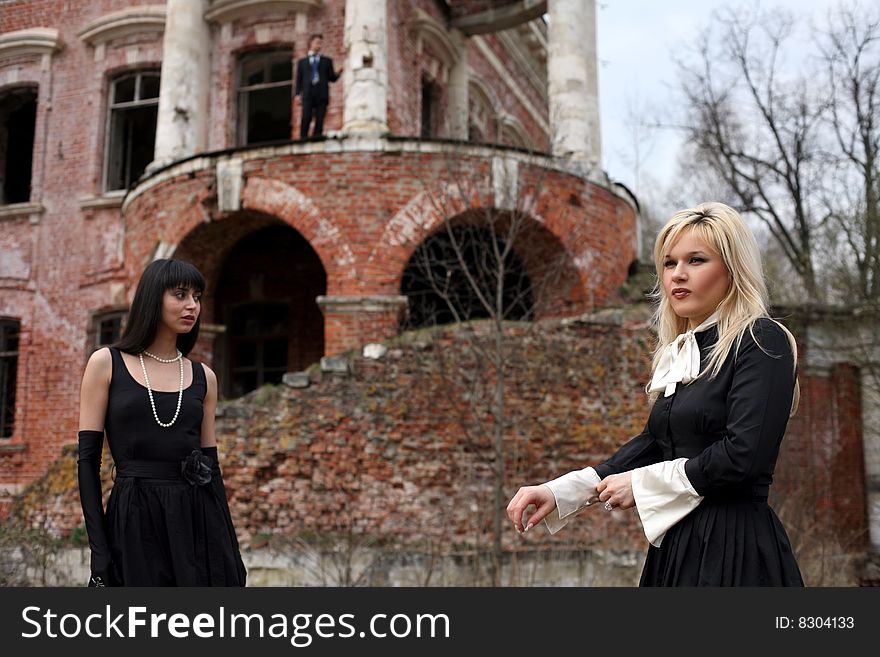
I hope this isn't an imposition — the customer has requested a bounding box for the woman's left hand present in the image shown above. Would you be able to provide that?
[596,472,635,510]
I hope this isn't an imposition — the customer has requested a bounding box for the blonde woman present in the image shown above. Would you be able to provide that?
[507,203,803,586]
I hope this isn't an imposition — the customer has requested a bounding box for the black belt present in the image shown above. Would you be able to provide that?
[114,453,219,483]
[705,483,769,501]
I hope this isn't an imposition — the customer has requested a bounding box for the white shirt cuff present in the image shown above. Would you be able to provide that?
[541,467,601,534]
[631,458,703,547]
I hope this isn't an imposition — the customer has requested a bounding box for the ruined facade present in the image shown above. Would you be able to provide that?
[0,0,635,510]
[1,1,875,585]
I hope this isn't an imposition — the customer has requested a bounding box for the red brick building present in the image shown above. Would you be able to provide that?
[2,1,874,585]
[0,1,636,508]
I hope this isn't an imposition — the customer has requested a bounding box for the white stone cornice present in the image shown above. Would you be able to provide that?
[204,0,322,23]
[0,202,45,224]
[78,191,126,211]
[317,295,408,313]
[452,0,547,36]
[122,139,613,212]
[77,6,166,47]
[410,8,461,67]
[0,28,61,61]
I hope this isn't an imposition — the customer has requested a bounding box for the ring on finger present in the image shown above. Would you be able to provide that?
[604,501,613,512]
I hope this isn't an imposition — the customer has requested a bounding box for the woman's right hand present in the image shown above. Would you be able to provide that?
[88,573,108,587]
[506,484,556,534]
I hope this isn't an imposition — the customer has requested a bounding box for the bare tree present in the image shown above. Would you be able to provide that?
[401,145,587,584]
[818,6,880,304]
[676,6,830,301]
[674,2,880,388]
[675,5,880,303]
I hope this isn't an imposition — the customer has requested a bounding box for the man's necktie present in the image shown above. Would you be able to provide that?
[310,56,319,84]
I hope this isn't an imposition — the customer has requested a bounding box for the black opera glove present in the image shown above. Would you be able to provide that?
[201,446,226,487]
[77,430,115,586]
[202,445,219,467]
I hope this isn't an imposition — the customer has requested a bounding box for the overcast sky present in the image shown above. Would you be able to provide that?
[595,0,846,206]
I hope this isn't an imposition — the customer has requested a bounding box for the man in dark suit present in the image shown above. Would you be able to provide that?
[295,34,342,139]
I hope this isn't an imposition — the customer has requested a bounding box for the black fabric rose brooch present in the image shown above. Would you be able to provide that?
[181,449,213,486]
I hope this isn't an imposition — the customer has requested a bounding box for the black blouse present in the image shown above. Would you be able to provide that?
[593,318,796,499]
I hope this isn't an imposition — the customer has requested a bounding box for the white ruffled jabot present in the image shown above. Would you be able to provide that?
[648,312,719,397]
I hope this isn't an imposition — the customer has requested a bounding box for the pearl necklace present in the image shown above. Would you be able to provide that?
[143,349,182,363]
[139,350,184,428]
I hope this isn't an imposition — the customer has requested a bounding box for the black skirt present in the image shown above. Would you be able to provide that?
[105,475,247,586]
[639,497,804,586]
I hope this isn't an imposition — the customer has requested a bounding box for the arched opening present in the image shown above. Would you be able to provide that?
[400,221,533,330]
[215,224,326,398]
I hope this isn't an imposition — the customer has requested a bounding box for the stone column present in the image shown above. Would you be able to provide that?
[805,315,880,571]
[547,0,601,174]
[151,0,211,168]
[342,0,389,135]
[446,32,469,140]
[862,367,880,555]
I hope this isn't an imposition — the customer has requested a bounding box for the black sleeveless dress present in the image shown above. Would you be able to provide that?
[594,319,803,586]
[103,347,247,586]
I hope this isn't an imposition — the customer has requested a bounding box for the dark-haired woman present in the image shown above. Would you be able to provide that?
[77,259,247,586]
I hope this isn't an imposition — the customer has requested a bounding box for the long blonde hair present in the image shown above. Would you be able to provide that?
[648,202,799,413]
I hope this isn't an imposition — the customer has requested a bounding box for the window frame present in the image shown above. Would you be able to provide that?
[103,69,161,193]
[420,77,437,139]
[0,318,21,439]
[235,48,294,146]
[90,308,128,352]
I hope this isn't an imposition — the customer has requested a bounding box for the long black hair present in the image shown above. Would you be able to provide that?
[114,259,206,356]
